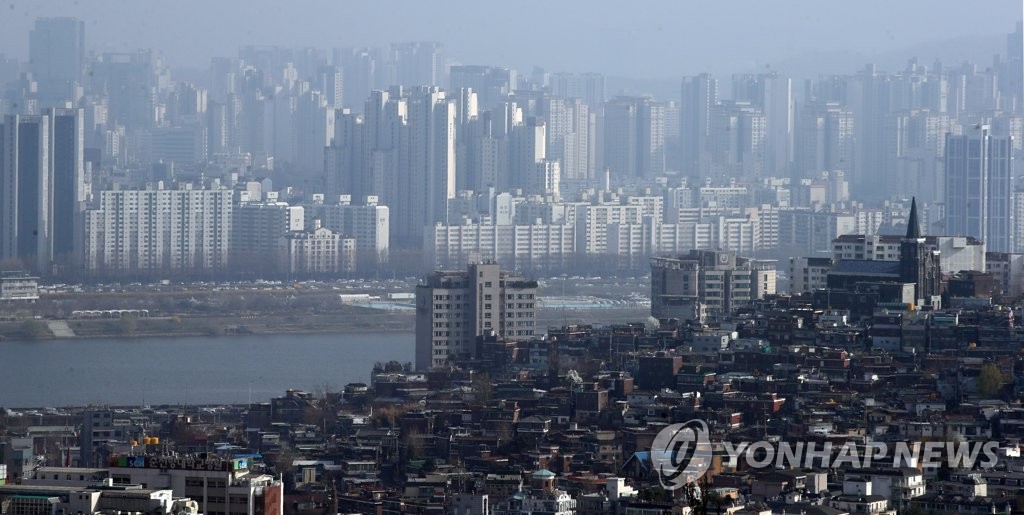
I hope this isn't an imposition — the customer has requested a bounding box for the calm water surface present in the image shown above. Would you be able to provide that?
[1,332,413,408]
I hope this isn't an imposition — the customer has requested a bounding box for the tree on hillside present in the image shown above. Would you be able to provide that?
[977,363,1007,398]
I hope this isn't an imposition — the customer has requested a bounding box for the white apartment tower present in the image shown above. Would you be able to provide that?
[84,187,233,275]
[309,195,390,263]
[285,221,355,275]
[399,87,456,242]
[510,117,547,192]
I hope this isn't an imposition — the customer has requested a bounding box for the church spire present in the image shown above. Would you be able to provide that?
[906,197,922,240]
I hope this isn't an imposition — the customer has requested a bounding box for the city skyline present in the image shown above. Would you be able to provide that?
[5,5,1024,514]
[0,0,1019,81]
[0,8,1021,284]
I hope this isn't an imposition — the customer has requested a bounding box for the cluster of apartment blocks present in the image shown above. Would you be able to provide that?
[426,178,921,271]
[415,254,777,372]
[790,233,1024,298]
[82,183,388,277]
[650,250,777,324]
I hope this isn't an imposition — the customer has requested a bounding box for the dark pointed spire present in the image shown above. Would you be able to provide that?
[906,197,922,240]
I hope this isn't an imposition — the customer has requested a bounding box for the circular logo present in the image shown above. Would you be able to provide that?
[651,419,712,490]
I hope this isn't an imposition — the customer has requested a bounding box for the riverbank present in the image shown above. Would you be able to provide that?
[0,305,651,341]
[0,304,416,341]
[0,280,651,341]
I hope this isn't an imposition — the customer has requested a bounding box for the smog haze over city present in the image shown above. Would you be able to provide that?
[1,1,1024,514]
[0,1,1018,78]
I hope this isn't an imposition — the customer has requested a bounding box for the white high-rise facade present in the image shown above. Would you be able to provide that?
[411,87,457,232]
[84,187,233,275]
[308,195,390,263]
[544,97,593,181]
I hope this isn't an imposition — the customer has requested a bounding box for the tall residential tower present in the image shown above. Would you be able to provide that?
[944,125,1014,252]
[415,262,537,370]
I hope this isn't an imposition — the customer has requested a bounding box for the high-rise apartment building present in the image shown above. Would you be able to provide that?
[308,195,390,263]
[403,87,457,241]
[1,115,49,271]
[324,108,364,198]
[650,250,776,323]
[853,64,892,199]
[1004,22,1023,114]
[359,88,406,201]
[543,97,593,182]
[449,65,516,112]
[732,72,793,175]
[795,101,855,180]
[603,98,637,178]
[48,108,86,274]
[90,50,168,131]
[887,110,958,204]
[707,101,766,179]
[83,187,233,276]
[510,117,547,191]
[285,221,355,275]
[944,125,1015,252]
[328,86,455,246]
[550,72,605,109]
[638,99,666,178]
[603,97,665,178]
[317,64,344,108]
[336,47,381,113]
[680,74,718,177]
[388,42,446,89]
[0,113,80,273]
[415,262,537,370]
[28,17,85,104]
[425,223,576,271]
[293,89,335,176]
[232,200,304,273]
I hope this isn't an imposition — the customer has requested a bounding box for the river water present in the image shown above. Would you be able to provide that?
[0,332,413,408]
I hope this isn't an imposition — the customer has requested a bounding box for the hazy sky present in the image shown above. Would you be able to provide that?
[1,0,1020,78]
